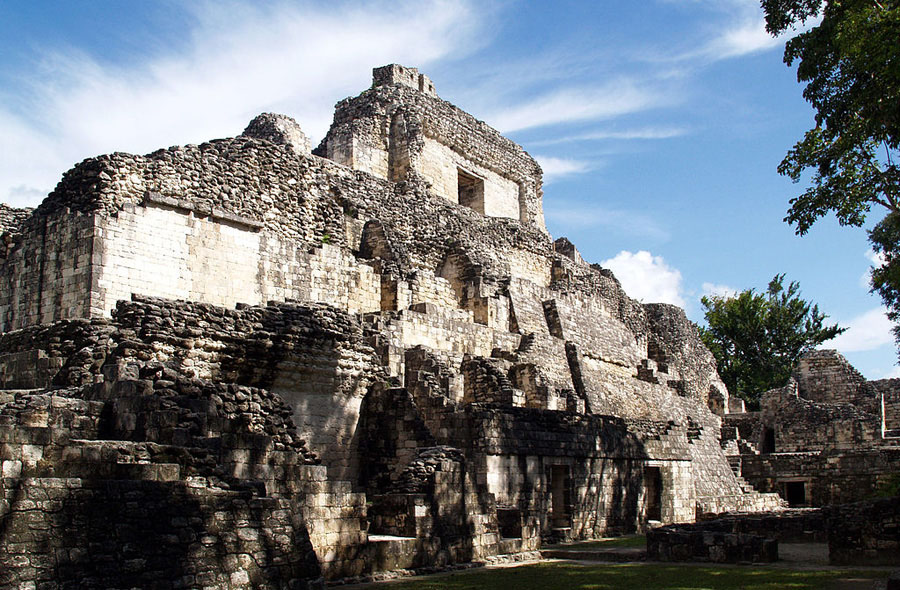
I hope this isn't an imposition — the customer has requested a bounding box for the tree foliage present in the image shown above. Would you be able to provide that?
[699,275,844,408]
[762,0,900,353]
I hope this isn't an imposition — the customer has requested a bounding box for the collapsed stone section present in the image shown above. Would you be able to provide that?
[242,112,312,156]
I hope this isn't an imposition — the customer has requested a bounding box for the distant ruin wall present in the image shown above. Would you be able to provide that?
[761,381,881,453]
[793,350,875,411]
[740,448,900,506]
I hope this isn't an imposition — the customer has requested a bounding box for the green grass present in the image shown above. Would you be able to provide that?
[548,535,647,549]
[383,562,889,590]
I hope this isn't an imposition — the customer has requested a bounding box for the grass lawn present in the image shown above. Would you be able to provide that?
[381,562,890,590]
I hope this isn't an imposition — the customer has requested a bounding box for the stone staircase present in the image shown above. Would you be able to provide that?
[690,416,787,516]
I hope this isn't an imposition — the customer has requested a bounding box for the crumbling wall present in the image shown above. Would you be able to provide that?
[793,349,877,411]
[761,380,881,452]
[107,296,382,481]
[1,477,322,590]
[0,203,30,230]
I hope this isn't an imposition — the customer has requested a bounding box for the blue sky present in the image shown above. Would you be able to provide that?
[1,0,894,378]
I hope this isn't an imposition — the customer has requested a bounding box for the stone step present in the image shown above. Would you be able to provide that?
[366,535,419,572]
[541,546,646,562]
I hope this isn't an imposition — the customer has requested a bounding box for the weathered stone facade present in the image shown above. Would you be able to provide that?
[724,349,900,507]
[0,65,785,586]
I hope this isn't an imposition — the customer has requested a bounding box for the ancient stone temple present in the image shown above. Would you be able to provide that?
[0,64,784,588]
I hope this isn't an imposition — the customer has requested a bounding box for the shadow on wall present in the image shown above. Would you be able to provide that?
[1,478,322,589]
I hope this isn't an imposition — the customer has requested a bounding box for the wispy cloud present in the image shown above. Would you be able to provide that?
[486,79,671,134]
[829,307,894,353]
[529,126,688,147]
[700,14,782,60]
[881,365,900,379]
[860,248,886,289]
[601,250,686,307]
[653,0,804,64]
[534,155,592,183]
[0,0,483,206]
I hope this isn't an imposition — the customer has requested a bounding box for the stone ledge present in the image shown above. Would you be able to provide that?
[143,191,264,230]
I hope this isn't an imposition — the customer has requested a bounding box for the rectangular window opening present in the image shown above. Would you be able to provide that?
[457,168,485,214]
[785,481,807,506]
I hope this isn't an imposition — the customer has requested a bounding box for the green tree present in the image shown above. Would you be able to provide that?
[699,275,844,408]
[762,0,900,352]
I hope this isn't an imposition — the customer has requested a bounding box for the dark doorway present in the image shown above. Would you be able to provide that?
[761,427,776,453]
[550,465,571,528]
[785,481,807,506]
[644,466,662,522]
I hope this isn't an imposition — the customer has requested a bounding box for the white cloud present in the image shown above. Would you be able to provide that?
[703,15,782,59]
[701,282,738,299]
[530,126,687,147]
[534,155,591,183]
[860,248,887,288]
[600,250,685,307]
[829,307,894,354]
[0,0,482,206]
[486,79,670,134]
[658,0,812,64]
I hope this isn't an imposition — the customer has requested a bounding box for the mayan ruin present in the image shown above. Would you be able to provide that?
[0,63,897,589]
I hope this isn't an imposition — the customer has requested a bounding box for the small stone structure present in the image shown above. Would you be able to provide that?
[723,350,900,507]
[0,65,786,587]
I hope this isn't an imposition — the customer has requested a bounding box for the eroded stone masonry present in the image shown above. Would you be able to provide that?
[0,63,853,588]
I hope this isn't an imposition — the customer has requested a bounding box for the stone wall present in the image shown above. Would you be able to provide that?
[646,510,827,564]
[1,477,322,590]
[761,380,881,453]
[647,524,778,563]
[0,203,32,243]
[0,209,95,330]
[825,497,900,566]
[740,447,900,506]
[793,349,876,411]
